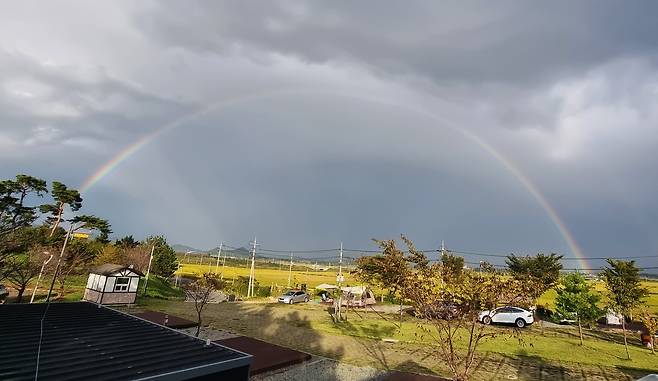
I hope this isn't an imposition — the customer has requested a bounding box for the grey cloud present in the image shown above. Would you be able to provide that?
[1,1,658,267]
[137,1,658,85]
[133,1,658,132]
[0,49,193,151]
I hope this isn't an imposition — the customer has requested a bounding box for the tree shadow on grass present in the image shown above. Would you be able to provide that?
[144,301,349,380]
[491,351,656,381]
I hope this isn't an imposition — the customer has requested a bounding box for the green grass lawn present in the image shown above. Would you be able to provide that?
[141,275,184,299]
[139,298,657,380]
[312,309,658,370]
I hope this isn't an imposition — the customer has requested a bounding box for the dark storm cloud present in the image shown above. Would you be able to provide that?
[1,1,658,266]
[137,1,658,84]
[133,1,658,132]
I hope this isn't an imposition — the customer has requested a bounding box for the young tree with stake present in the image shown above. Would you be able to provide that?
[183,274,225,337]
[602,259,648,360]
[358,236,528,381]
[555,272,602,345]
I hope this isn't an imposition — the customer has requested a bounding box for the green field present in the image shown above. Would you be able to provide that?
[537,279,658,314]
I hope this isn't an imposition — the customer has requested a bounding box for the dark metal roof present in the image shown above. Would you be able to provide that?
[0,302,251,381]
[91,263,145,276]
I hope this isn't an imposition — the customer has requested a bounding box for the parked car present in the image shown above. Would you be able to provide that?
[479,306,534,328]
[278,290,309,304]
[0,284,8,303]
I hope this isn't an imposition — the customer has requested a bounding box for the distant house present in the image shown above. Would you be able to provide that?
[83,264,144,305]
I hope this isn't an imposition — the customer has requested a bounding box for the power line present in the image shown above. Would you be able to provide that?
[209,241,658,269]
[451,249,658,261]
[259,248,338,253]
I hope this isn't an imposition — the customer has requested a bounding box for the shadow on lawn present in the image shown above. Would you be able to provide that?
[225,304,347,380]
[494,351,656,381]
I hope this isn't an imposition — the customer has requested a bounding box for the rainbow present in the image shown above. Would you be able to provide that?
[79,89,590,269]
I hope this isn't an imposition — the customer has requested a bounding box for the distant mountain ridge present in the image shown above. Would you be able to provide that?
[173,244,252,258]
[171,244,204,253]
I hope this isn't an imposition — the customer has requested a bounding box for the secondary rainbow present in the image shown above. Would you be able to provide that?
[80,89,590,269]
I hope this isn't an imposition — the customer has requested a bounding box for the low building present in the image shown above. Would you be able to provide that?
[0,301,252,380]
[83,264,143,305]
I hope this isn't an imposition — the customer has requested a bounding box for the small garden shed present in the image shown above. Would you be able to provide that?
[83,264,144,305]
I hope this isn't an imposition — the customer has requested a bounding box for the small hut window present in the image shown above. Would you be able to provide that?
[114,277,130,292]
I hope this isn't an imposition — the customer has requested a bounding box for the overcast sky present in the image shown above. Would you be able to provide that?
[1,1,657,269]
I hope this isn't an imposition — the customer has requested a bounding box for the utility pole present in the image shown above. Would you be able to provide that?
[214,242,223,276]
[336,242,344,321]
[247,237,257,298]
[288,252,293,288]
[142,245,155,294]
[221,247,227,280]
[440,240,446,287]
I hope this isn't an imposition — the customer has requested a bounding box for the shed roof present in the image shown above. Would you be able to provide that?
[0,302,251,381]
[91,263,145,276]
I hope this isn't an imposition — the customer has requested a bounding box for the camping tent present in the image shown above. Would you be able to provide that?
[314,284,377,307]
[340,286,376,307]
[316,284,338,290]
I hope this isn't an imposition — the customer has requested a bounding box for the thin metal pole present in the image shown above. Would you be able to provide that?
[247,237,257,297]
[215,242,223,275]
[221,247,227,280]
[45,224,74,303]
[30,253,53,303]
[336,242,343,320]
[142,245,155,294]
[287,252,293,288]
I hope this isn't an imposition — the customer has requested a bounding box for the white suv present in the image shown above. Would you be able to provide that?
[479,306,534,328]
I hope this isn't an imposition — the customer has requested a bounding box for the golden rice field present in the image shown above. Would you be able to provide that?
[179,262,658,313]
[175,262,351,288]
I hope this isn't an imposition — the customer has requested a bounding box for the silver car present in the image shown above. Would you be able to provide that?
[278,290,309,304]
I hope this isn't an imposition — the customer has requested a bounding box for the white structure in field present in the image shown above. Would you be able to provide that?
[83,264,143,305]
[605,309,623,325]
